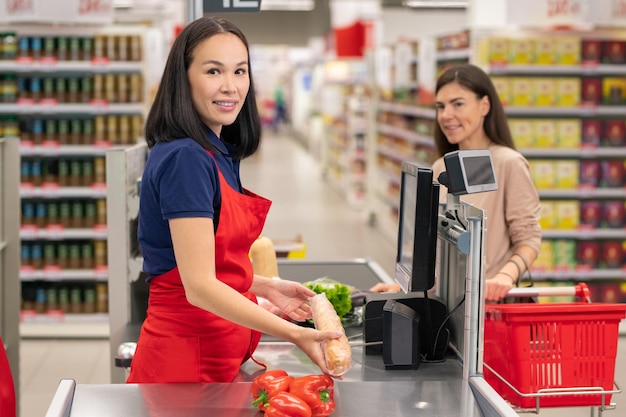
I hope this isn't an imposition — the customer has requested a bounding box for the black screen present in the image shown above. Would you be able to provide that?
[463,156,496,187]
[396,164,439,292]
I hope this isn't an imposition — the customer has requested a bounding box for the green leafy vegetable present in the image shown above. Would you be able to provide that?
[304,277,352,319]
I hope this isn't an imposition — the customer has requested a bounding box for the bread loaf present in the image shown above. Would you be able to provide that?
[249,236,279,278]
[310,293,352,376]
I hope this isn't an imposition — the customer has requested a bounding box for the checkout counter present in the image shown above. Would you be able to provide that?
[44,144,519,416]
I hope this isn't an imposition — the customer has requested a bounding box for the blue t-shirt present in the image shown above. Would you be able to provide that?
[138,134,242,278]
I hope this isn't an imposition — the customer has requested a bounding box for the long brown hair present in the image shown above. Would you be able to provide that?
[433,63,514,157]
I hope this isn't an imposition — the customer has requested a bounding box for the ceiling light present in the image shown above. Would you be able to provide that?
[403,0,468,8]
[261,0,315,11]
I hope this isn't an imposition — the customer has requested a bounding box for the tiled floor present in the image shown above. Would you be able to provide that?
[19,131,626,416]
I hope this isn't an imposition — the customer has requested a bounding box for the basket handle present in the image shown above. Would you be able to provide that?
[505,282,591,302]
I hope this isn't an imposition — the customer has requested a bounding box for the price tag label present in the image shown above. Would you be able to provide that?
[43,265,62,280]
[20,225,39,239]
[507,0,589,27]
[1,0,113,23]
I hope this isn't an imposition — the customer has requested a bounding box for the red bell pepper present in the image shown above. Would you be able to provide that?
[289,374,335,417]
[265,392,312,417]
[251,369,294,411]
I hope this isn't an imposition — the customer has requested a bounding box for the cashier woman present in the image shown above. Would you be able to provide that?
[127,16,342,383]
[370,64,542,302]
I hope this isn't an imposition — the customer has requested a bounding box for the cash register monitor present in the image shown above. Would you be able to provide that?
[395,162,440,293]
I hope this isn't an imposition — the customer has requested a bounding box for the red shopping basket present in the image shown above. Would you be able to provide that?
[483,283,626,409]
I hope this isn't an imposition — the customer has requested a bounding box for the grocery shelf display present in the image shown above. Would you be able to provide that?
[474,29,626,302]
[369,39,439,242]
[318,59,369,208]
[0,27,148,338]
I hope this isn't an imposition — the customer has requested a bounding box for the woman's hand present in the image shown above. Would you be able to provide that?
[291,326,343,378]
[485,274,515,302]
[264,279,316,322]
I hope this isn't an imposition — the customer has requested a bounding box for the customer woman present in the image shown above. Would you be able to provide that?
[127,16,341,383]
[371,64,542,302]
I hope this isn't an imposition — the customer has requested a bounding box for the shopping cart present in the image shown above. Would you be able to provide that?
[483,283,626,414]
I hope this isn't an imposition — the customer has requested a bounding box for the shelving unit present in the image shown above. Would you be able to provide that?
[319,59,369,207]
[369,39,439,242]
[472,30,626,301]
[0,27,147,338]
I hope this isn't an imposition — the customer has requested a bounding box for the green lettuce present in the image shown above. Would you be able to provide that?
[304,277,352,318]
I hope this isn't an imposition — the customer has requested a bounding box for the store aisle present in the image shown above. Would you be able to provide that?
[241,132,397,274]
[18,132,626,417]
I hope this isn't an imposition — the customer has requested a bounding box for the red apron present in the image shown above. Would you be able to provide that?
[127,152,271,383]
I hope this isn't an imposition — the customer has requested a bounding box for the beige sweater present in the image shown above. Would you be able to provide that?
[432,145,542,279]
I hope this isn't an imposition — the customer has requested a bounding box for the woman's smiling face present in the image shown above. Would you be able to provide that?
[435,81,490,149]
[187,32,250,137]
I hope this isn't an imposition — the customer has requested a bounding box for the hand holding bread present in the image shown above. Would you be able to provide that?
[310,293,352,377]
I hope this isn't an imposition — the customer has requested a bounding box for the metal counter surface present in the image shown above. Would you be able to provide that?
[54,257,517,417]
[68,378,482,417]
[65,342,495,417]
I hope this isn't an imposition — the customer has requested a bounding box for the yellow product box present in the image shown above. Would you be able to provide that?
[534,240,554,271]
[555,159,579,189]
[552,239,577,269]
[538,200,556,229]
[554,200,580,230]
[555,200,580,229]
[510,77,534,106]
[556,119,581,148]
[556,77,581,107]
[534,37,556,64]
[508,38,535,64]
[530,160,555,189]
[554,36,581,65]
[490,76,510,106]
[509,119,534,148]
[488,37,509,64]
[533,78,557,107]
[602,77,626,105]
[533,119,557,148]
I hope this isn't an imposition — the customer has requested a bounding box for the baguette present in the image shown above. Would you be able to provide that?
[310,292,352,376]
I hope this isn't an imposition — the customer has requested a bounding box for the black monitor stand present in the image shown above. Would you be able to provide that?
[363,291,450,363]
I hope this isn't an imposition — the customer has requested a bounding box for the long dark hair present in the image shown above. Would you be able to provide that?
[144,16,262,160]
[433,63,514,157]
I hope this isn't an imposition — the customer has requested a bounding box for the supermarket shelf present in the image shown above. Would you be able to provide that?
[505,105,626,117]
[0,103,144,115]
[20,227,108,240]
[542,229,626,239]
[20,185,107,199]
[377,147,431,168]
[377,123,434,147]
[435,48,470,61]
[0,60,142,73]
[20,268,108,282]
[20,144,111,157]
[379,170,401,186]
[488,63,626,75]
[19,313,109,339]
[521,147,626,159]
[531,269,626,281]
[538,188,626,199]
[378,101,436,119]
